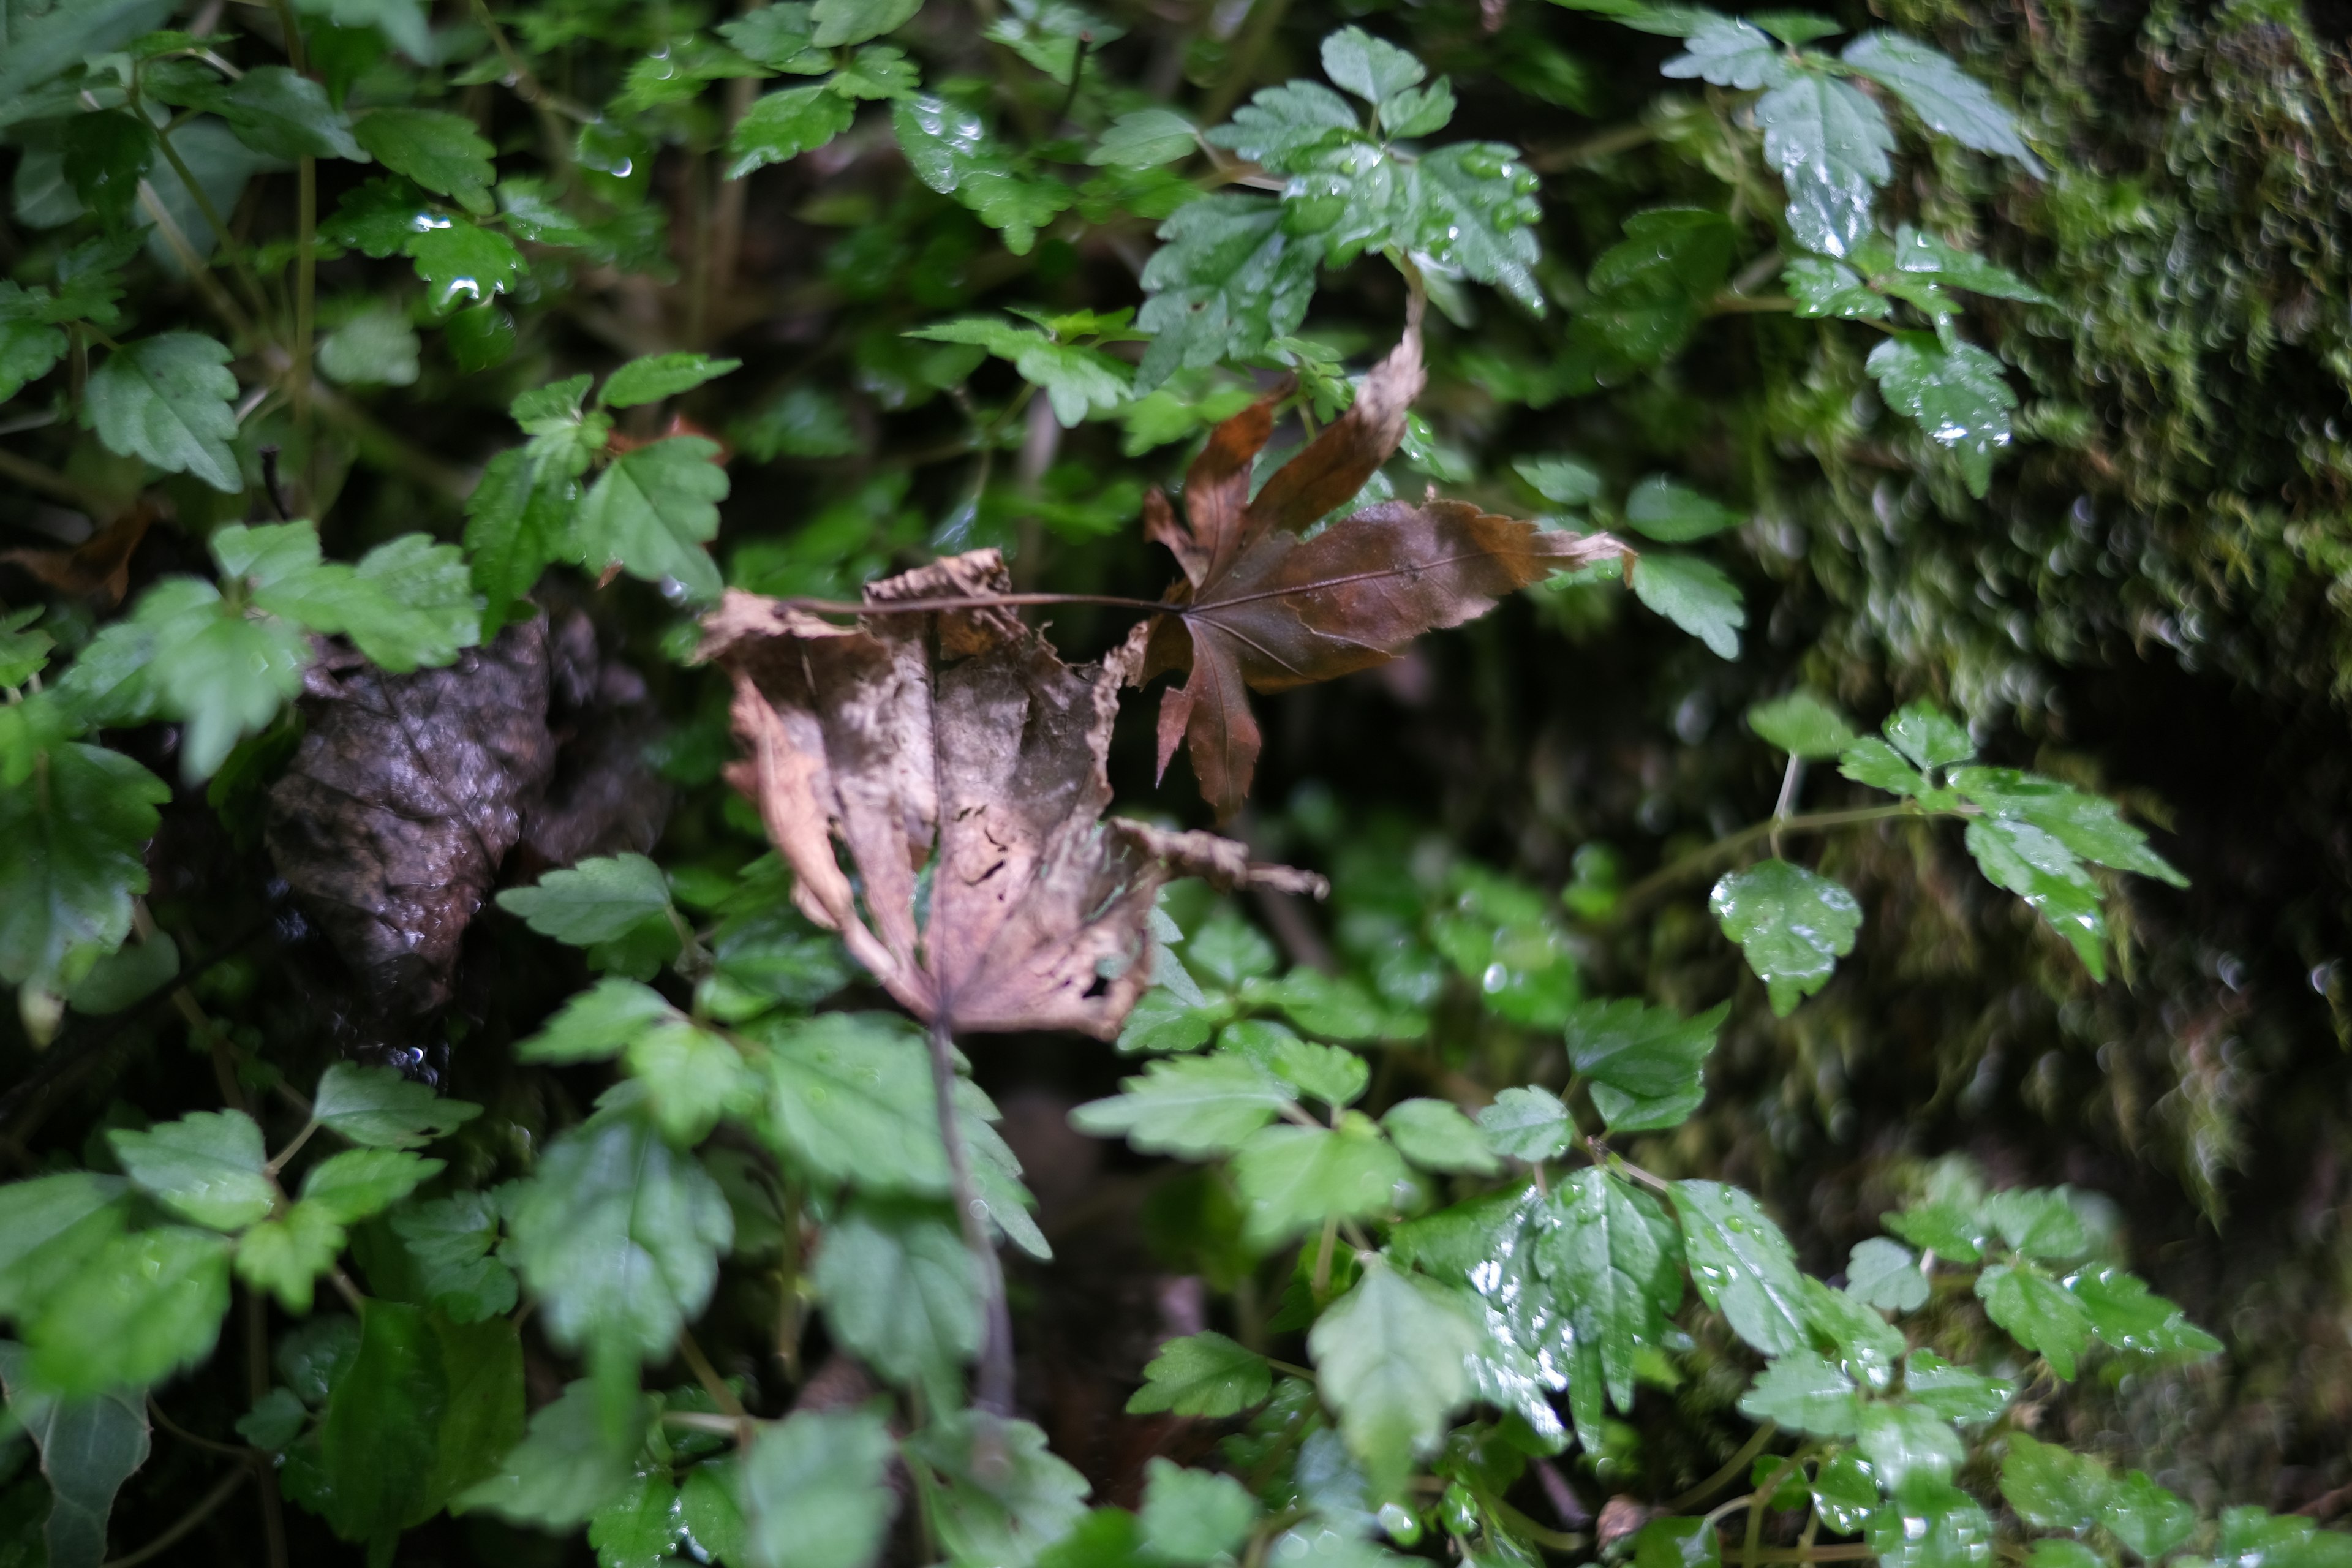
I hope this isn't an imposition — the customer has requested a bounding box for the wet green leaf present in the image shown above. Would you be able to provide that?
[28,1224,232,1395]
[1748,692,1859,759]
[1673,1180,1811,1355]
[0,1343,150,1568]
[1224,1019,1368,1108]
[108,1109,272,1231]
[1564,996,1725,1132]
[301,1148,441,1226]
[1624,477,1742,543]
[1977,1262,2093,1379]
[314,1062,482,1149]
[1901,1350,2010,1423]
[571,437,731,601]
[1755,70,1892,257]
[1858,1398,1963,1489]
[0,742,167,995]
[1866,333,2016,497]
[456,1379,652,1528]
[0,1174,127,1319]
[1539,1169,1683,1412]
[1477,1085,1574,1161]
[1136,194,1322,391]
[1865,1474,1995,1568]
[910,1411,1091,1568]
[893,95,1071,254]
[1842,32,2041,170]
[1738,1351,1860,1436]
[391,1192,518,1323]
[1380,1098,1500,1174]
[1140,1458,1257,1563]
[1709,859,1862,1014]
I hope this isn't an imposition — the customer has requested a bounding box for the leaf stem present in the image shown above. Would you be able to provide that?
[99,1464,249,1568]
[1665,1420,1779,1512]
[927,1011,1014,1417]
[1598,803,1934,925]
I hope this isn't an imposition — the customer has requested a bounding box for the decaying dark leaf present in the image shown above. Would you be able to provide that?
[1141,314,1627,820]
[518,608,671,867]
[265,622,560,1014]
[0,506,155,605]
[700,551,1324,1039]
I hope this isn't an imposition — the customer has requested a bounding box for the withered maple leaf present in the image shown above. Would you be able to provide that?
[1140,314,1627,820]
[699,550,1322,1039]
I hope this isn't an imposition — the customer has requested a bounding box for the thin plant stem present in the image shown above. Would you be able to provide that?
[679,1329,748,1419]
[267,0,315,440]
[148,123,273,325]
[245,1290,289,1568]
[1749,1451,1805,1564]
[100,1465,248,1568]
[1600,803,1936,922]
[1665,1421,1778,1512]
[1310,1216,1340,1295]
[927,1011,1013,1417]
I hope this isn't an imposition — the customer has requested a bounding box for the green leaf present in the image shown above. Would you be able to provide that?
[316,303,421,387]
[1091,108,1197,168]
[893,96,1072,254]
[728,84,856,175]
[107,1109,272,1231]
[2108,1469,2197,1559]
[1070,1053,1294,1156]
[1839,736,1929,796]
[1409,143,1543,314]
[1379,1099,1500,1174]
[597,352,743,410]
[1247,969,1390,1042]
[1539,1169,1684,1413]
[132,576,314,780]
[1755,69,1893,257]
[505,1102,734,1367]
[1964,817,2107,977]
[756,1013,954,1192]
[403,216,525,312]
[1999,1433,2110,1532]
[1864,1476,1994,1568]
[1380,79,1455,138]
[353,108,496,214]
[1856,1398,1963,1490]
[464,446,576,631]
[1136,194,1322,392]
[720,4,827,68]
[216,64,363,160]
[237,1387,308,1450]
[391,1193,519,1323]
[456,1379,651,1528]
[1564,997,1725,1132]
[1672,1180,1811,1355]
[1812,1449,1878,1534]
[314,1061,483,1148]
[1709,859,1862,1015]
[1635,1517,1721,1568]
[1882,701,1973,771]
[1223,1019,1368,1108]
[1235,1120,1409,1245]
[1949,768,2185,885]
[1747,692,1859,759]
[811,1199,981,1402]
[832,43,920,99]
[907,317,1131,425]
[627,1021,758,1146]
[1737,1351,1860,1436]
[1981,1186,2092,1261]
[28,1224,232,1395]
[0,1173,128,1319]
[1882,1199,1986,1263]
[1629,551,1744,659]
[1116,987,1221,1054]
[0,1345,151,1568]
[260,533,483,671]
[234,1200,346,1311]
[1841,32,2041,171]
[2212,1507,2352,1568]
[1208,80,1359,170]
[1473,1084,1570,1162]
[1624,477,1741,543]
[910,1411,1091,1568]
[499,853,676,946]
[1308,1259,1481,1490]
[0,301,68,402]
[0,742,167,994]
[1785,255,1891,319]
[1977,1262,2093,1379]
[570,437,730,601]
[590,1472,686,1568]
[81,332,242,491]
[292,0,433,58]
[301,1147,442,1225]
[1514,455,1604,507]
[812,0,921,47]
[1660,14,1790,90]
[739,1407,898,1568]
[1803,1274,1904,1389]
[2067,1268,2223,1357]
[2026,1542,2103,1568]
[1319,25,1424,102]
[62,110,153,225]
[1139,1458,1257,1564]
[1865,333,2017,497]
[1127,1332,1273,1417]
[1888,225,2051,304]
[310,1300,462,1551]
[1845,1237,1929,1313]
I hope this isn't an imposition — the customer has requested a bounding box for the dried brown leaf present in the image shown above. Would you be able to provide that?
[700,550,1322,1039]
[1140,318,1627,820]
[0,506,155,605]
